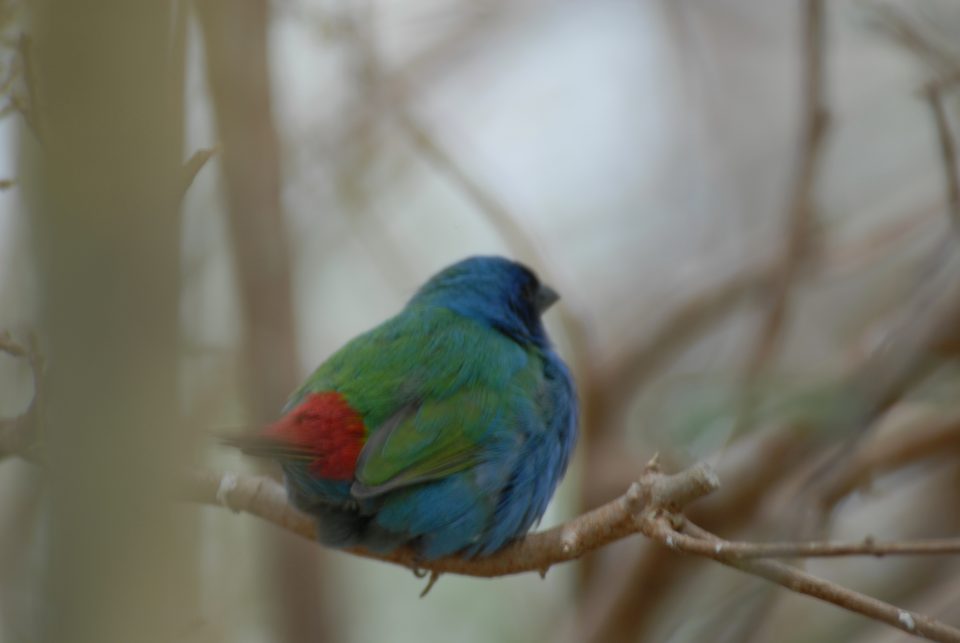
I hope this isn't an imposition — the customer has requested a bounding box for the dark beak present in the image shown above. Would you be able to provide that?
[534,284,560,312]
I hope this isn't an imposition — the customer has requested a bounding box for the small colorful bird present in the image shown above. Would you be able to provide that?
[226,256,578,559]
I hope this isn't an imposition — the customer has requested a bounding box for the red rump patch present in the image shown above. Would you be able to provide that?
[264,392,366,480]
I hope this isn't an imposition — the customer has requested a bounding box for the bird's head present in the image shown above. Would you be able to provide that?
[410,256,559,347]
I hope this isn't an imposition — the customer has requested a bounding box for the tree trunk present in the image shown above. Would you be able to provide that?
[27,1,198,642]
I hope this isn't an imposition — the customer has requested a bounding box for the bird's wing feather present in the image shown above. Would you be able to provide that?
[286,307,532,496]
[350,386,502,498]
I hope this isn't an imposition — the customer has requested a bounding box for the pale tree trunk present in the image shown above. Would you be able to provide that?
[27,1,198,642]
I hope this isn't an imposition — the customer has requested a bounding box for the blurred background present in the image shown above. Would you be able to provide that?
[1,0,959,641]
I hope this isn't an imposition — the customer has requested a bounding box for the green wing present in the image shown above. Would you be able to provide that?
[350,387,504,498]
[290,306,540,498]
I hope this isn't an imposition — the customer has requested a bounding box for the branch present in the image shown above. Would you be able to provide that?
[191,456,960,640]
[819,406,960,510]
[596,263,777,421]
[644,521,960,643]
[179,146,218,203]
[872,6,960,77]
[186,460,721,578]
[0,332,41,461]
[394,107,595,379]
[14,34,43,143]
[840,247,960,437]
[924,85,960,229]
[735,0,828,435]
[925,69,960,97]
[679,533,960,560]
[194,0,330,637]
[581,428,818,643]
[593,194,954,432]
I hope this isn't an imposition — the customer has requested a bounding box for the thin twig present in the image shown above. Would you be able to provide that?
[179,146,218,202]
[582,427,817,643]
[393,108,595,376]
[924,86,960,230]
[836,248,960,439]
[396,108,541,265]
[0,332,41,461]
[596,264,777,419]
[0,331,28,358]
[683,533,960,559]
[925,69,960,97]
[819,406,960,510]
[818,200,942,279]
[872,6,960,77]
[15,33,42,142]
[646,521,960,643]
[590,194,946,436]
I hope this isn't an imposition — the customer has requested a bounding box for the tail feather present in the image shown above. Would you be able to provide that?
[219,433,316,462]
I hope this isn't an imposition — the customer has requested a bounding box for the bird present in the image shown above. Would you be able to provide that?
[224,256,578,560]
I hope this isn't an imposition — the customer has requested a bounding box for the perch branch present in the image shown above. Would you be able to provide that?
[190,458,960,641]
[186,459,721,578]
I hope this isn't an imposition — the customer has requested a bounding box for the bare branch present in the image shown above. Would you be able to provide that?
[647,521,960,643]
[195,0,330,637]
[394,107,596,376]
[0,332,41,461]
[925,69,960,96]
[397,109,540,265]
[683,532,960,560]
[819,406,960,510]
[871,6,960,77]
[186,460,721,578]
[179,146,218,202]
[15,33,42,142]
[820,247,960,453]
[580,427,818,643]
[596,264,776,417]
[924,86,960,229]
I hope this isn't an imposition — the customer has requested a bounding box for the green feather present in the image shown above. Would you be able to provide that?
[286,306,547,498]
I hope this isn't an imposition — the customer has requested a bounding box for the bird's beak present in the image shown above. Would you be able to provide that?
[534,284,560,312]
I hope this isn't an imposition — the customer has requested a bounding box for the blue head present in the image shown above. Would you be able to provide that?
[410,256,559,347]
